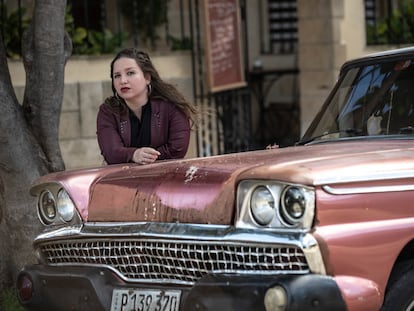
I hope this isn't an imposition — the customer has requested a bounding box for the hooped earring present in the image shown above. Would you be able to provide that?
[147,83,152,94]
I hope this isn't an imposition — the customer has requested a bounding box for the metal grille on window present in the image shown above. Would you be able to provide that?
[365,0,377,44]
[266,0,298,54]
[365,0,377,27]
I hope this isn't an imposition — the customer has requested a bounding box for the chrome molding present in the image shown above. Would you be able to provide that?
[322,184,414,195]
[315,170,414,186]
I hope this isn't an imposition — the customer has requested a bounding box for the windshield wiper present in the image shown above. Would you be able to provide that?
[399,126,414,134]
[297,128,364,145]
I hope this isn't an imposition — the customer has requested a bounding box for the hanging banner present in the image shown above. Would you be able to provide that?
[203,0,246,93]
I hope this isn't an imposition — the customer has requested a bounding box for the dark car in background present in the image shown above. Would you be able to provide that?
[17,47,414,311]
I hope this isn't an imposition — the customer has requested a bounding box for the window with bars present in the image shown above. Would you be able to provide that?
[259,0,298,54]
[365,0,377,28]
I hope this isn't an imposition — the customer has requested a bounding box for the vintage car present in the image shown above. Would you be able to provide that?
[16,46,414,311]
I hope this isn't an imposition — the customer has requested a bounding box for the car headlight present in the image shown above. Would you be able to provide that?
[251,186,275,225]
[236,180,315,230]
[280,186,306,225]
[57,189,75,222]
[35,185,80,226]
[38,190,57,225]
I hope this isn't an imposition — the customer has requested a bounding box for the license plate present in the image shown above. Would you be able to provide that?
[110,288,181,311]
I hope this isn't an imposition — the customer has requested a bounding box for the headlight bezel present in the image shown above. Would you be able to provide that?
[280,186,308,226]
[236,180,315,230]
[56,189,76,223]
[36,184,80,226]
[37,190,57,225]
[250,185,276,226]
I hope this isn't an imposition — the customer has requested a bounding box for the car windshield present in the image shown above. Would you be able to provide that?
[300,57,414,144]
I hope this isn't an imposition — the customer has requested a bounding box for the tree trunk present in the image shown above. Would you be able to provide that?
[23,0,72,172]
[0,0,71,292]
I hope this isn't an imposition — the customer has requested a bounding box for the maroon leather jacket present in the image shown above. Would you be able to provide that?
[96,98,190,164]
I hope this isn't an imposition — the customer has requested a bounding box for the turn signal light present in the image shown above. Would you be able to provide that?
[17,274,33,302]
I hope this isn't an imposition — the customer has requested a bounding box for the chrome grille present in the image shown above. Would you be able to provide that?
[38,239,309,283]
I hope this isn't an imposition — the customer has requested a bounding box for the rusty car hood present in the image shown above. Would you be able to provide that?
[32,139,414,223]
[86,139,414,223]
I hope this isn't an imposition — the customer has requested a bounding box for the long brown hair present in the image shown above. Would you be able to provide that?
[108,48,198,126]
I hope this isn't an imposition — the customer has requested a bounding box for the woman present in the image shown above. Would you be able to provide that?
[97,48,198,165]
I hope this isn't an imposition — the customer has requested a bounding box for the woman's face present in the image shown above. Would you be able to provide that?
[112,57,150,104]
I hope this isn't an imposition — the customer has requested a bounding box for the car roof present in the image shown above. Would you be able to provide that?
[340,46,414,74]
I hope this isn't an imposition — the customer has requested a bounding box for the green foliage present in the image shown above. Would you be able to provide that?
[0,4,30,58]
[1,288,25,311]
[1,4,128,57]
[82,29,129,55]
[64,4,128,55]
[367,0,414,45]
[119,0,170,46]
[1,2,187,55]
[168,35,192,51]
[64,5,88,49]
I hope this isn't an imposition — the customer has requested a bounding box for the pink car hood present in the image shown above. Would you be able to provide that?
[31,140,414,223]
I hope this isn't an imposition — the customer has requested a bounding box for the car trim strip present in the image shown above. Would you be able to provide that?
[322,184,414,195]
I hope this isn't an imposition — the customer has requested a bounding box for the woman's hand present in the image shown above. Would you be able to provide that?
[132,147,161,165]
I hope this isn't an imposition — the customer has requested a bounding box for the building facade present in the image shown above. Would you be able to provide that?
[6,0,400,169]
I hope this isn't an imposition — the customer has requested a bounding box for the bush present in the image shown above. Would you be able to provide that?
[0,4,127,57]
[1,288,25,311]
[367,0,414,45]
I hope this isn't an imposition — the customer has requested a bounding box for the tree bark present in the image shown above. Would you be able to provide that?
[23,0,71,172]
[0,0,71,292]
